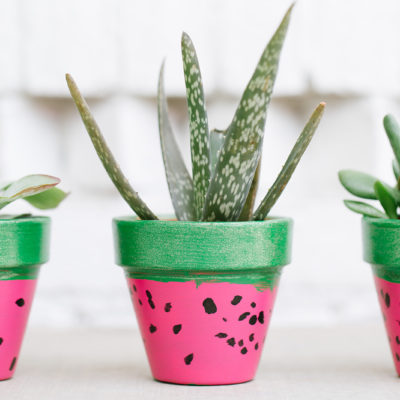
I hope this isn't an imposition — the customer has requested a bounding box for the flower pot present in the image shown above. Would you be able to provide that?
[362,217,400,376]
[0,216,50,380]
[113,217,292,385]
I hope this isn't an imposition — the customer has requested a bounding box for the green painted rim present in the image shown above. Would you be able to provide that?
[113,217,292,288]
[362,217,400,283]
[0,216,51,280]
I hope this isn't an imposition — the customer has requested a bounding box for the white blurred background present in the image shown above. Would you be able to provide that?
[1,0,399,328]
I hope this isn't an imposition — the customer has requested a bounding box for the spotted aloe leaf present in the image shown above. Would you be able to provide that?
[202,4,293,221]
[253,102,325,220]
[343,200,386,219]
[181,32,210,220]
[209,129,226,175]
[158,63,196,221]
[374,180,398,219]
[66,74,157,220]
[239,160,261,221]
[0,174,61,210]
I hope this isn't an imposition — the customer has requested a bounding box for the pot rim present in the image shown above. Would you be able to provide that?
[112,215,293,271]
[0,215,50,269]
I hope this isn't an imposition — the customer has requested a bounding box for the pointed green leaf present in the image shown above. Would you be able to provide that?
[239,160,261,221]
[253,102,325,220]
[202,4,294,221]
[384,114,400,167]
[393,159,400,181]
[0,174,60,210]
[338,170,378,199]
[66,74,157,220]
[343,200,386,218]
[209,129,226,175]
[374,180,398,219]
[24,187,68,210]
[181,32,210,220]
[158,63,196,221]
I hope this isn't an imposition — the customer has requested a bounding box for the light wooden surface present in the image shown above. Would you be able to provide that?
[0,324,399,399]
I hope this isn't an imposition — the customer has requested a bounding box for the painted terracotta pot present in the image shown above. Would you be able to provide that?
[0,216,50,381]
[113,217,292,385]
[362,217,400,376]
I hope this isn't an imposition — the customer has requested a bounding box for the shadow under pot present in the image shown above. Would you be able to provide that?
[113,217,292,385]
[0,216,50,381]
[362,217,400,377]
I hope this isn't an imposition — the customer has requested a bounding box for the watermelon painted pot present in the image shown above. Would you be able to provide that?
[0,216,50,381]
[362,217,400,376]
[113,217,292,385]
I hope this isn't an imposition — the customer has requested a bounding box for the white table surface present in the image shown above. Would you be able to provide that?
[0,324,398,399]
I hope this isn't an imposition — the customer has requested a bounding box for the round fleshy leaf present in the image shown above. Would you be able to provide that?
[343,200,386,218]
[338,170,378,199]
[374,180,398,219]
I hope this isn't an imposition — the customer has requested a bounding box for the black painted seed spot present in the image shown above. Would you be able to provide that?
[396,336,400,345]
[227,337,236,347]
[15,298,25,307]
[0,338,3,345]
[145,290,152,299]
[173,324,182,334]
[258,311,265,324]
[231,295,242,305]
[203,298,217,314]
[238,312,250,321]
[249,315,257,325]
[222,317,227,322]
[149,324,157,333]
[9,357,16,371]
[385,293,391,308]
[241,347,248,355]
[138,299,143,306]
[238,339,244,347]
[255,343,259,350]
[148,299,155,309]
[249,333,254,342]
[133,284,137,292]
[251,302,256,308]
[397,353,400,362]
[184,353,194,365]
[164,302,172,312]
[215,333,228,338]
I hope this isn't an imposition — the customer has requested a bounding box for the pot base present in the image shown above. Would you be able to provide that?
[128,278,278,385]
[373,275,400,376]
[0,279,37,381]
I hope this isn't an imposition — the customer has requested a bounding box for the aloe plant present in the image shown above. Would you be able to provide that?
[339,114,400,219]
[67,4,324,222]
[0,174,67,216]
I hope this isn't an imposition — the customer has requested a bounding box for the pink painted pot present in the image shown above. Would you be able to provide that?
[363,217,400,376]
[113,217,292,385]
[0,216,50,380]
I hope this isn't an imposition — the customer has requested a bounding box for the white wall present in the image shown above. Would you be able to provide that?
[1,0,399,327]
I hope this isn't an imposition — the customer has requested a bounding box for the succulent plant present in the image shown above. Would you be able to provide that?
[339,114,400,219]
[0,174,67,217]
[67,4,325,222]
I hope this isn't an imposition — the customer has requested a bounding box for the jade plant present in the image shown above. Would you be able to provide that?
[339,114,400,219]
[0,175,67,217]
[66,5,325,222]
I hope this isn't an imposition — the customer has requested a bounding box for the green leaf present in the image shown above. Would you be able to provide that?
[383,114,400,168]
[338,170,378,199]
[181,32,210,220]
[209,129,226,175]
[202,4,294,221]
[158,63,196,221]
[239,159,261,221]
[0,174,60,210]
[343,200,387,218]
[374,180,398,219]
[393,159,400,181]
[24,187,68,209]
[253,102,325,220]
[66,74,157,220]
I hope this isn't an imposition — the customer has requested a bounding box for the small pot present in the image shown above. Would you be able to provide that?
[113,217,292,385]
[0,216,50,380]
[363,217,400,376]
